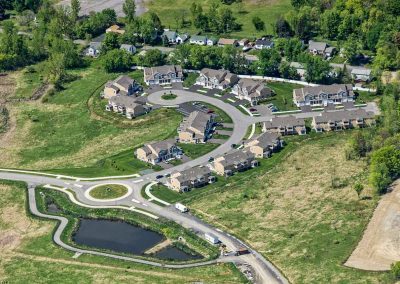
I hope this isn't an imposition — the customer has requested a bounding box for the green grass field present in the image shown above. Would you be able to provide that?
[264,81,302,111]
[0,180,247,283]
[178,143,219,159]
[147,0,293,38]
[88,184,129,199]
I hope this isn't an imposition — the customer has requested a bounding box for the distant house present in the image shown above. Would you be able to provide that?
[308,40,335,58]
[86,42,102,57]
[312,109,375,132]
[162,30,178,44]
[120,44,136,54]
[106,24,125,35]
[351,68,372,82]
[243,132,283,158]
[293,84,355,107]
[212,149,258,177]
[290,62,306,80]
[254,38,274,50]
[196,68,239,90]
[207,37,218,46]
[232,79,273,106]
[143,65,184,85]
[176,33,189,44]
[136,139,182,165]
[190,35,207,45]
[178,111,215,144]
[238,38,249,46]
[218,38,238,47]
[262,116,306,135]
[244,54,259,64]
[168,166,216,192]
[103,75,141,99]
[105,96,150,119]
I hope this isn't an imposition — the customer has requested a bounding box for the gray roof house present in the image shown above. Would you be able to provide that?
[262,116,306,135]
[144,65,184,85]
[232,79,273,106]
[243,132,283,158]
[254,39,274,50]
[106,95,150,119]
[351,68,372,82]
[212,149,259,176]
[120,44,136,54]
[207,37,218,46]
[293,84,355,107]
[103,75,142,99]
[136,139,182,165]
[86,42,102,57]
[190,35,207,45]
[162,30,178,43]
[178,111,215,143]
[312,109,375,132]
[176,33,189,44]
[196,68,239,90]
[169,166,216,192]
[308,40,335,58]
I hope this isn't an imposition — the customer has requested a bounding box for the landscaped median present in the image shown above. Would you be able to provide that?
[87,184,130,201]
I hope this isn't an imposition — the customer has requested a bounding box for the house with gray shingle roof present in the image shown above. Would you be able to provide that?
[190,35,207,45]
[106,95,150,119]
[196,68,239,90]
[308,40,336,58]
[144,65,183,85]
[293,84,355,107]
[86,42,102,57]
[136,139,182,165]
[103,75,142,99]
[232,79,273,106]
[312,109,375,132]
[262,116,306,135]
[169,166,216,192]
[243,132,283,158]
[212,149,259,177]
[178,111,215,144]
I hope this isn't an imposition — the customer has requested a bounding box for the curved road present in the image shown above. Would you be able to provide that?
[0,90,295,283]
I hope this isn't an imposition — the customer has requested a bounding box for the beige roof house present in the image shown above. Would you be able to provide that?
[103,75,141,99]
[262,116,306,135]
[243,132,282,158]
[218,38,238,46]
[293,84,355,107]
[212,149,258,176]
[169,166,215,192]
[144,65,183,85]
[106,95,149,119]
[178,111,215,143]
[136,139,181,165]
[232,79,273,106]
[106,24,125,35]
[196,68,239,90]
[312,109,375,132]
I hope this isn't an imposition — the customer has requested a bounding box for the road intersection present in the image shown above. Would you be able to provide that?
[0,89,379,284]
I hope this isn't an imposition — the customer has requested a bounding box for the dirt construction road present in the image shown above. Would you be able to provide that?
[58,0,148,17]
[345,181,400,271]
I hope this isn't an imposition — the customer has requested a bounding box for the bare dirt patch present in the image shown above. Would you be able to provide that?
[345,180,400,271]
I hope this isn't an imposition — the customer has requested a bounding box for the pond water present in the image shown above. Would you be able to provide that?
[73,219,202,261]
[154,246,202,261]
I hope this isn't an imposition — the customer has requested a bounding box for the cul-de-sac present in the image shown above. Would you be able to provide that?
[1,0,400,283]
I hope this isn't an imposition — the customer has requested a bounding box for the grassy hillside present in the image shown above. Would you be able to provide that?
[148,0,292,38]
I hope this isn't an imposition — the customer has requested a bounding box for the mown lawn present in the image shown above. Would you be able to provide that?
[88,184,129,199]
[178,143,219,159]
[2,62,182,174]
[0,180,247,284]
[264,81,302,111]
[181,132,393,283]
[147,0,293,38]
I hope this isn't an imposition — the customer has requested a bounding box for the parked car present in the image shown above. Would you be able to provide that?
[164,173,171,177]
[156,175,164,179]
[208,157,214,162]
[207,109,214,114]
[249,108,257,112]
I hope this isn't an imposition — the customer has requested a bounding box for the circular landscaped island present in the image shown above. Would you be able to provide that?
[88,184,130,200]
[161,93,177,100]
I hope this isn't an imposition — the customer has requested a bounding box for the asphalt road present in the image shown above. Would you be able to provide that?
[0,89,380,284]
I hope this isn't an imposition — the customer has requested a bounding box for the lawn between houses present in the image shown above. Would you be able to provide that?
[149,132,393,283]
[0,180,247,284]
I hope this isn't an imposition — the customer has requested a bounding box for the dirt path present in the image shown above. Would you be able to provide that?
[57,0,149,17]
[345,180,400,271]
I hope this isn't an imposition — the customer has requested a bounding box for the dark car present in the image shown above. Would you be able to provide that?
[249,108,257,112]
[156,175,164,179]
[207,109,215,114]
[208,157,214,162]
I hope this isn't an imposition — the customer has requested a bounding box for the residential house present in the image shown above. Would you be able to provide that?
[243,132,283,158]
[168,166,216,192]
[293,84,355,107]
[120,44,136,54]
[211,149,259,177]
[136,139,182,165]
[351,68,373,82]
[218,38,238,47]
[308,40,335,58]
[105,96,150,119]
[106,24,125,35]
[207,37,218,46]
[103,75,141,99]
[238,39,249,46]
[86,42,102,57]
[190,35,207,45]
[178,111,215,144]
[290,62,306,80]
[232,79,273,106]
[244,54,259,64]
[196,68,239,90]
[312,109,375,132]
[162,30,178,44]
[254,38,274,50]
[176,33,189,44]
[144,65,184,85]
[262,116,306,135]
